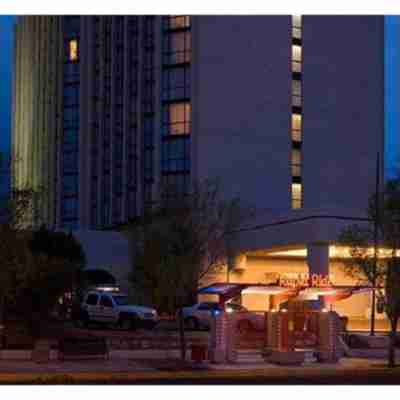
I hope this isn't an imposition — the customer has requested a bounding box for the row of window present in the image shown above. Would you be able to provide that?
[161,16,191,199]
[142,16,156,208]
[291,16,303,210]
[62,29,81,226]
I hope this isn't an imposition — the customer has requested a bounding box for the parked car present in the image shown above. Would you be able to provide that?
[72,288,159,330]
[181,302,264,333]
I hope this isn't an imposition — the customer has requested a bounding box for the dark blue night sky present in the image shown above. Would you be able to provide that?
[0,16,15,154]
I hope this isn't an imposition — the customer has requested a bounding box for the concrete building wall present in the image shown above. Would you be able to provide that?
[194,16,292,212]
[302,16,385,211]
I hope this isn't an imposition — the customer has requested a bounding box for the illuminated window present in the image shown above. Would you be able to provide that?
[292,113,302,130]
[292,15,302,28]
[164,16,191,30]
[291,114,302,142]
[292,27,302,40]
[292,183,302,209]
[292,45,302,72]
[163,102,191,135]
[292,45,302,61]
[69,40,78,62]
[291,149,301,177]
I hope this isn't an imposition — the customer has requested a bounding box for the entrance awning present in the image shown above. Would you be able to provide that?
[198,282,372,303]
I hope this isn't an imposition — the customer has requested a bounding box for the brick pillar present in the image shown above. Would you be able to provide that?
[317,311,339,363]
[226,313,238,363]
[209,311,230,363]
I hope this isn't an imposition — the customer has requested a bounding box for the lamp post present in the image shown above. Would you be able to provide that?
[371,151,380,336]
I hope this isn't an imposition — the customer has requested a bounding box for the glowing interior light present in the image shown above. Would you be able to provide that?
[69,40,78,61]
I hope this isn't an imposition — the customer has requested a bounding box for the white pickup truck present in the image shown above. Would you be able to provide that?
[73,289,159,330]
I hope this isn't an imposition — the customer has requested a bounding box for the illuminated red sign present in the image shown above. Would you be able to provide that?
[278,273,332,288]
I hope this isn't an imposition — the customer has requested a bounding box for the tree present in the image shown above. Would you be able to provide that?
[0,224,86,340]
[128,179,253,360]
[339,179,400,368]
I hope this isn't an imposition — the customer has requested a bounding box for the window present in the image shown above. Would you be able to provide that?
[69,40,78,62]
[163,66,191,101]
[63,151,78,173]
[62,197,78,219]
[163,102,191,135]
[292,27,302,40]
[86,294,99,306]
[163,31,191,65]
[161,137,190,173]
[64,16,80,35]
[292,80,301,97]
[100,295,114,308]
[292,80,302,107]
[163,16,191,31]
[292,113,302,130]
[64,85,79,106]
[291,149,301,177]
[63,175,78,195]
[292,45,302,72]
[292,183,302,209]
[63,63,79,82]
[292,15,302,28]
[291,114,302,142]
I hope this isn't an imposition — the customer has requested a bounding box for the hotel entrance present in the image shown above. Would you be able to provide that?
[200,245,388,332]
[199,281,371,364]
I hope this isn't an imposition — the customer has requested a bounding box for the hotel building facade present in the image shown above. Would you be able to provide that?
[12,16,400,324]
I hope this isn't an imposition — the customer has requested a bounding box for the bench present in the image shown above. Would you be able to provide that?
[58,336,109,361]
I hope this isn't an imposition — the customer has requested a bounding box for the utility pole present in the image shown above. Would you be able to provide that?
[371,151,380,336]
